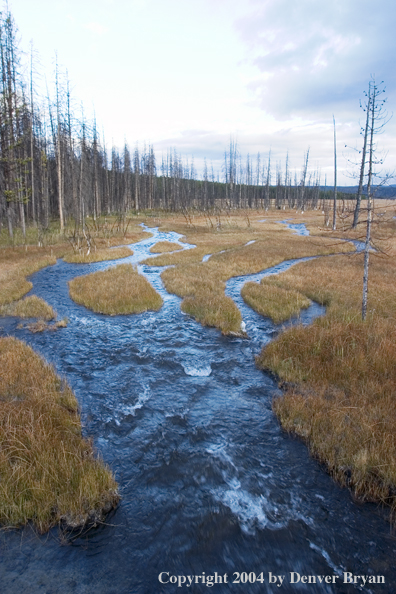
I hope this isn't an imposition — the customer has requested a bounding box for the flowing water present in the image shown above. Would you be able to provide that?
[0,225,395,594]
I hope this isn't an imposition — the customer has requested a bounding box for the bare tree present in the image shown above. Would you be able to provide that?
[332,115,337,230]
[361,79,389,321]
[353,86,371,228]
[55,56,64,230]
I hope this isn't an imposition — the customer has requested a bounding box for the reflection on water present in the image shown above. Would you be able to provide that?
[0,225,394,594]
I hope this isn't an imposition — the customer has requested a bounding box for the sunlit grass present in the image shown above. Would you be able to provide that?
[0,337,119,532]
[182,292,242,335]
[69,263,163,315]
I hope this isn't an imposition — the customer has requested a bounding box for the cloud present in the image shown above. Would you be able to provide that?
[236,0,396,121]
[84,21,108,35]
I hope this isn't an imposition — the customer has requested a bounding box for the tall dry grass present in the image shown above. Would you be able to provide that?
[69,263,163,315]
[156,214,354,334]
[63,246,132,264]
[0,337,119,532]
[0,295,56,320]
[0,249,58,306]
[0,213,152,306]
[256,225,396,518]
[241,280,311,324]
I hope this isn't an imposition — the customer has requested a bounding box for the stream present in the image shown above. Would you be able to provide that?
[0,224,395,594]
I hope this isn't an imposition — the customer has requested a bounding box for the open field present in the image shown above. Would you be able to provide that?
[69,263,163,315]
[0,337,119,532]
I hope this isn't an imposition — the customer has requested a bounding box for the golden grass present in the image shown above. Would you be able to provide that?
[0,214,152,249]
[182,293,242,335]
[0,336,119,532]
[149,241,183,253]
[63,246,133,264]
[153,213,354,334]
[0,295,56,320]
[69,263,163,315]
[256,231,396,517]
[0,250,58,306]
[18,318,68,333]
[241,280,311,324]
[0,215,151,307]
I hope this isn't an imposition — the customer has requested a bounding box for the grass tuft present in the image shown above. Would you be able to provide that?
[69,263,163,315]
[63,246,133,264]
[241,280,311,324]
[182,292,242,334]
[17,318,68,333]
[0,295,56,320]
[0,337,119,532]
[149,241,183,253]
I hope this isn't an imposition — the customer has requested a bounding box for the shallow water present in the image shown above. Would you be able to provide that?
[278,220,310,236]
[1,225,395,594]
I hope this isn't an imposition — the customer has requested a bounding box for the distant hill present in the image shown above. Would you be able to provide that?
[320,186,396,198]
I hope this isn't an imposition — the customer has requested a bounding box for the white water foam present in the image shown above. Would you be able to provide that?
[309,542,344,577]
[122,385,151,416]
[206,443,237,469]
[182,363,212,377]
[212,481,314,535]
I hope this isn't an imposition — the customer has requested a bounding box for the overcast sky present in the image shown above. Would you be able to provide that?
[9,0,396,185]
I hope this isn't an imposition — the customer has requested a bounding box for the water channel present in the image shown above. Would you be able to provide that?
[0,224,395,594]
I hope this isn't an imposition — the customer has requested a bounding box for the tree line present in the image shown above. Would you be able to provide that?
[0,9,368,243]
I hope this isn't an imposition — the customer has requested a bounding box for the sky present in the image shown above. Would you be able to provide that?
[9,0,396,185]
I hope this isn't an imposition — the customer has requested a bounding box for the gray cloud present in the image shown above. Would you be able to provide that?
[236,0,396,120]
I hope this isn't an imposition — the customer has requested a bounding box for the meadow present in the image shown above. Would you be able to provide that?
[1,203,395,528]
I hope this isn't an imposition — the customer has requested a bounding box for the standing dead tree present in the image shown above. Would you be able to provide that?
[332,116,337,230]
[352,87,371,229]
[361,79,390,321]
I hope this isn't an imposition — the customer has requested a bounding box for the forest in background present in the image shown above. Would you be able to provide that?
[0,8,358,244]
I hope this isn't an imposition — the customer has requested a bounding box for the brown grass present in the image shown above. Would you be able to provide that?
[149,241,183,253]
[0,249,58,306]
[0,295,56,320]
[0,215,153,310]
[68,263,163,315]
[153,213,354,334]
[241,280,311,324]
[182,293,242,335]
[18,318,68,333]
[256,226,396,517]
[63,246,133,264]
[0,336,119,532]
